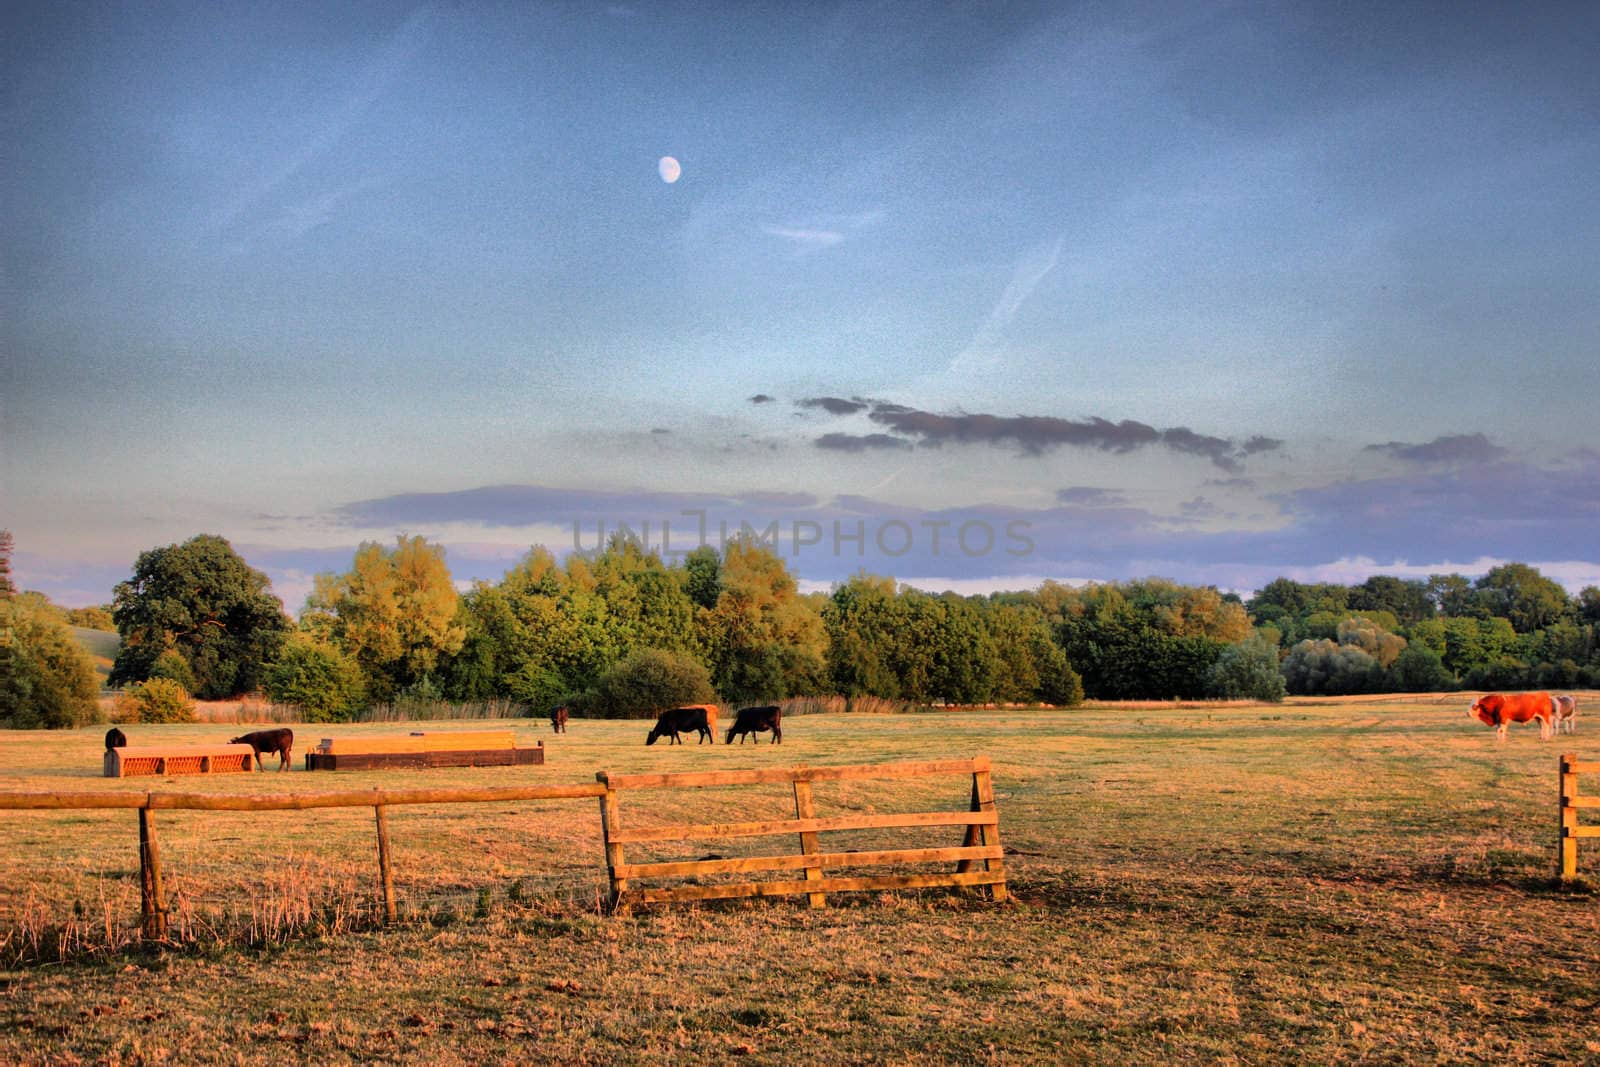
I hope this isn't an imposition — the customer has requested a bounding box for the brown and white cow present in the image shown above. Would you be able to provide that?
[1467,692,1554,743]
[1554,694,1578,735]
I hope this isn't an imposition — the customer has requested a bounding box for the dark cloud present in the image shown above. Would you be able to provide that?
[815,432,914,453]
[748,394,776,404]
[797,396,870,416]
[650,427,671,435]
[1239,436,1284,456]
[1364,433,1506,466]
[1178,496,1222,519]
[1204,477,1258,489]
[860,404,1268,470]
[1056,487,1129,507]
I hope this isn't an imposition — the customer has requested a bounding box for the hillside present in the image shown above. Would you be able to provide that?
[70,625,118,683]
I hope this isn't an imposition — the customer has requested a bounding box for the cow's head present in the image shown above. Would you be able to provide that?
[1469,694,1501,727]
[645,726,662,746]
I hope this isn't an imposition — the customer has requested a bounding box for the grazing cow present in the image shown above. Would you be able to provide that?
[230,728,295,771]
[646,707,713,746]
[1554,694,1578,735]
[725,705,782,745]
[1467,692,1554,743]
[550,705,569,734]
[105,727,127,750]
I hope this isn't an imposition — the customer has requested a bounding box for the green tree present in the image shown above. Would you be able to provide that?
[1205,635,1287,702]
[109,535,290,699]
[698,538,826,703]
[1281,639,1383,695]
[1426,574,1479,617]
[65,605,116,631]
[1387,644,1455,692]
[1472,563,1569,632]
[1578,586,1600,626]
[1348,576,1434,625]
[683,545,722,610]
[305,536,467,700]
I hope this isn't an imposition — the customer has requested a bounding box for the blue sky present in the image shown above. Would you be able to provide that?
[5,1,1599,611]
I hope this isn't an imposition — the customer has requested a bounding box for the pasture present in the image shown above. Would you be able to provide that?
[2,697,1597,1064]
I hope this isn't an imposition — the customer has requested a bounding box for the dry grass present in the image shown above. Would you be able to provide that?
[2,698,1598,1064]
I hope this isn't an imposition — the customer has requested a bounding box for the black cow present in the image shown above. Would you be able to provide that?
[105,727,127,750]
[550,705,570,734]
[230,728,295,771]
[725,705,782,745]
[646,707,713,746]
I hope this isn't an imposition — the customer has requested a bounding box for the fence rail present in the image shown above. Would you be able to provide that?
[593,756,1007,912]
[1560,754,1600,879]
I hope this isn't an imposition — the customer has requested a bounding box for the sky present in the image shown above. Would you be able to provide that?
[4,1,1599,613]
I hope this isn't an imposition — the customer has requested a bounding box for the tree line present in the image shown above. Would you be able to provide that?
[4,528,1599,728]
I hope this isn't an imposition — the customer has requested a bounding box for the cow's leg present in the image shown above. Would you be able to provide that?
[773,726,781,744]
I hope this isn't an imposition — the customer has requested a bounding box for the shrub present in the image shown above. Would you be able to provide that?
[1387,645,1456,692]
[574,648,717,719]
[114,678,196,724]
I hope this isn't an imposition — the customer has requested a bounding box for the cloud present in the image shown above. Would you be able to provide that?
[1238,436,1285,457]
[797,396,870,416]
[859,404,1266,469]
[1364,433,1506,466]
[762,225,846,249]
[1056,487,1129,507]
[815,433,914,453]
[748,394,776,404]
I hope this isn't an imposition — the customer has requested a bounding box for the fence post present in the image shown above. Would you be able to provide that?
[969,756,1007,902]
[791,772,826,908]
[374,805,397,923]
[1560,754,1579,880]
[138,802,167,939]
[597,772,629,914]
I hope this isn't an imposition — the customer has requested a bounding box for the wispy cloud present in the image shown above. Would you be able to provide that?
[950,235,1063,373]
[207,5,437,237]
[763,225,846,249]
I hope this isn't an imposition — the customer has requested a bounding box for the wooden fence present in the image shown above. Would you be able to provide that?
[0,757,1006,939]
[594,756,1007,912]
[0,784,606,939]
[1560,753,1600,879]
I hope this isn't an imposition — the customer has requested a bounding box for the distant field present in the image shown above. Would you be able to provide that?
[68,626,118,684]
[2,699,1596,1064]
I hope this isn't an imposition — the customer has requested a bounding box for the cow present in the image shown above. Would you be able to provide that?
[646,707,713,746]
[550,705,569,734]
[105,727,127,750]
[677,703,719,738]
[725,705,782,745]
[1467,692,1554,743]
[230,728,295,771]
[1554,694,1578,735]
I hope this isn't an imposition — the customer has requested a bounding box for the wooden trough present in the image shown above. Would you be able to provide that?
[304,730,544,771]
[105,744,258,778]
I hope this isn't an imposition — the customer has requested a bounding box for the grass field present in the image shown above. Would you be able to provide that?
[2,697,1597,1064]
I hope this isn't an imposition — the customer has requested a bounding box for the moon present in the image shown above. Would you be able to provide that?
[658,156,682,184]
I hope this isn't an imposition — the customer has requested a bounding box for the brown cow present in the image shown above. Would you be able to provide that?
[550,705,569,733]
[230,728,295,771]
[1467,692,1554,743]
[1554,694,1578,735]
